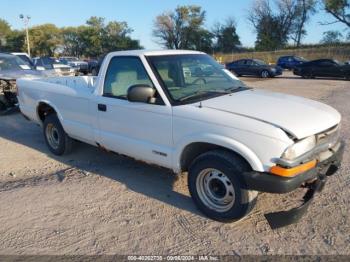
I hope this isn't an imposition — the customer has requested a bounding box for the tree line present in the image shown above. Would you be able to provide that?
[0,0,349,57]
[0,16,142,57]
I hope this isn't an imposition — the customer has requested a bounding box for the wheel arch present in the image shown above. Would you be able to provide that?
[36,100,63,125]
[174,134,264,173]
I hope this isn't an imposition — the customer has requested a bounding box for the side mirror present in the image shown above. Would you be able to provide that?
[127,84,155,103]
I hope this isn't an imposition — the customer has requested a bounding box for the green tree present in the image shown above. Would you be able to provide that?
[61,26,87,56]
[320,30,344,43]
[153,5,212,51]
[248,0,316,50]
[213,18,241,53]
[61,17,142,57]
[291,0,317,47]
[5,30,25,52]
[0,18,11,50]
[29,24,61,56]
[323,0,350,27]
[255,15,285,50]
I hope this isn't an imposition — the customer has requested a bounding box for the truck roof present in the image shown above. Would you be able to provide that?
[108,49,205,57]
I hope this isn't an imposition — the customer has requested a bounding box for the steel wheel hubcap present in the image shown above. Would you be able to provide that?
[196,168,235,212]
[46,123,60,149]
[262,71,268,78]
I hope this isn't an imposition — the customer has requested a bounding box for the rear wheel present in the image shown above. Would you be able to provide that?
[43,114,73,155]
[188,150,258,222]
[260,70,270,78]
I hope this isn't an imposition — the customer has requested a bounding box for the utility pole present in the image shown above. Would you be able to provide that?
[19,14,31,57]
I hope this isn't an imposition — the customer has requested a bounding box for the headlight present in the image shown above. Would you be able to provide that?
[282,135,316,160]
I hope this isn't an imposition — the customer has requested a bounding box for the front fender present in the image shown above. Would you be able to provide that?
[173,133,264,173]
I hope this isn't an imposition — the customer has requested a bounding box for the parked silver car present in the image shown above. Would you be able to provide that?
[0,53,47,113]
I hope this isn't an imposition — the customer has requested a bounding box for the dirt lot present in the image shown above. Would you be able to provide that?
[0,71,349,255]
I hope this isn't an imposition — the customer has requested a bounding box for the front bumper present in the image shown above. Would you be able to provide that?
[243,141,344,229]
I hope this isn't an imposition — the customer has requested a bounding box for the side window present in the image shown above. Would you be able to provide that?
[245,60,252,66]
[320,61,335,67]
[103,57,153,99]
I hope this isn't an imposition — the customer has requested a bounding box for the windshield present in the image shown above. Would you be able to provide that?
[295,56,307,62]
[0,55,33,71]
[147,54,246,103]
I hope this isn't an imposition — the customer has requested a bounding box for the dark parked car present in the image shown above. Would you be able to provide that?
[277,55,307,70]
[293,59,350,79]
[225,59,282,78]
[90,55,106,76]
[86,59,98,74]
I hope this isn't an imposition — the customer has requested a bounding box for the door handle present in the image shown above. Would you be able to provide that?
[98,104,107,112]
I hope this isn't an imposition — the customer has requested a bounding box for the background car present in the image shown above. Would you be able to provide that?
[90,55,106,76]
[277,55,307,70]
[86,59,98,74]
[0,53,46,113]
[225,59,283,78]
[59,57,89,75]
[11,52,35,67]
[33,57,75,76]
[293,59,350,79]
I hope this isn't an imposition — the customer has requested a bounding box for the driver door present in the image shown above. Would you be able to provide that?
[96,56,173,168]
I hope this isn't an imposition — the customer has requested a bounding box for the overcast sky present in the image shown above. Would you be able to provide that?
[0,0,348,49]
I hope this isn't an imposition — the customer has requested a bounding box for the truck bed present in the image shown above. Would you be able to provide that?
[17,76,98,144]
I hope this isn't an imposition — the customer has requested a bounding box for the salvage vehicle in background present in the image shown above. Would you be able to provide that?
[17,50,344,229]
[0,53,47,114]
[11,52,34,67]
[33,57,76,76]
[293,59,350,79]
[277,55,307,70]
[225,59,283,78]
[59,57,89,75]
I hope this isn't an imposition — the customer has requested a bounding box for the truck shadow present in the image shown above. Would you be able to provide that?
[0,113,203,217]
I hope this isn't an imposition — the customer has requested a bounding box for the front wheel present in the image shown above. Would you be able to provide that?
[188,150,258,222]
[43,114,73,155]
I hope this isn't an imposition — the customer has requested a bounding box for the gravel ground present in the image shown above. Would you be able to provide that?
[0,71,349,255]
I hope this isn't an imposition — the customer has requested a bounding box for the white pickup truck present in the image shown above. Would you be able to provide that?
[17,50,344,229]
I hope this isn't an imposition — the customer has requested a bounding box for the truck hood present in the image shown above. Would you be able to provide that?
[201,89,341,139]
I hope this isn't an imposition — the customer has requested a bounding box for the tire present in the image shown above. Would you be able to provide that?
[43,114,73,155]
[188,150,258,222]
[260,70,270,78]
[304,70,314,79]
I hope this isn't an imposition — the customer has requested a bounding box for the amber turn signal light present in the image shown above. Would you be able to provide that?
[270,160,317,177]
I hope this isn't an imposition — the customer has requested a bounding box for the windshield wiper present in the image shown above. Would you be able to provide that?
[178,86,248,102]
[224,86,249,93]
[178,90,225,102]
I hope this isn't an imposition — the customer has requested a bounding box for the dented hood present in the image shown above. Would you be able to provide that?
[202,89,341,139]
